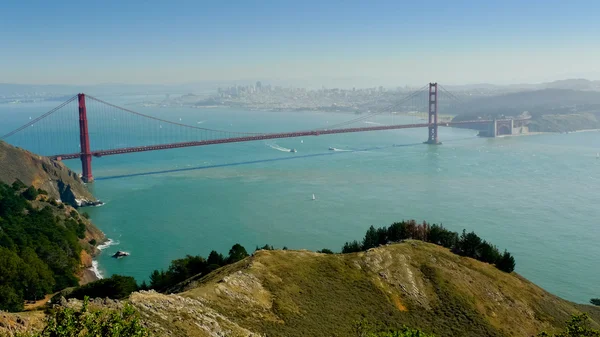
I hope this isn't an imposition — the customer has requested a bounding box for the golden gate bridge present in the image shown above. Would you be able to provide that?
[1,83,523,183]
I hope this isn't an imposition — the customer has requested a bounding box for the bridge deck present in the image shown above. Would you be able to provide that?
[50,120,496,160]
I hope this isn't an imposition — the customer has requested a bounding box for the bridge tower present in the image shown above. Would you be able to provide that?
[78,94,93,183]
[425,83,441,144]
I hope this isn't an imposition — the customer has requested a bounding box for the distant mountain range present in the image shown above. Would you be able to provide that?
[446,78,600,92]
[2,78,600,98]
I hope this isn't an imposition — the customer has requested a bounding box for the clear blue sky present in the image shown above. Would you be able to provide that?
[2,0,599,86]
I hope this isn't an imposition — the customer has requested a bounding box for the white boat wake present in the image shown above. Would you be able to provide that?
[267,143,292,152]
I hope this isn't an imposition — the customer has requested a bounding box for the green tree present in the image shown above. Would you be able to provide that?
[495,250,516,273]
[0,285,23,312]
[227,243,249,263]
[342,240,362,253]
[591,298,600,306]
[362,225,379,250]
[20,248,55,300]
[537,313,600,336]
[387,222,408,242]
[457,230,482,258]
[376,227,388,246]
[207,250,225,266]
[477,241,501,264]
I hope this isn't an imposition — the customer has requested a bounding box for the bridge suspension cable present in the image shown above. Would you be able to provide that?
[322,84,430,130]
[1,95,78,140]
[85,95,265,136]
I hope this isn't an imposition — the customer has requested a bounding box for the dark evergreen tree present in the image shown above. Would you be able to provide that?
[342,240,362,253]
[387,221,408,242]
[477,241,501,264]
[207,250,225,266]
[227,243,249,263]
[496,250,516,273]
[457,230,482,258]
[362,225,379,250]
[376,227,388,246]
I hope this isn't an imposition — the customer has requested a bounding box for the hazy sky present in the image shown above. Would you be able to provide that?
[2,0,600,86]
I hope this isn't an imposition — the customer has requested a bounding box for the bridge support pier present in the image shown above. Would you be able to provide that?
[78,94,93,183]
[424,82,441,144]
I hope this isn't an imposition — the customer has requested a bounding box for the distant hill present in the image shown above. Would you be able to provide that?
[0,140,96,207]
[451,89,600,131]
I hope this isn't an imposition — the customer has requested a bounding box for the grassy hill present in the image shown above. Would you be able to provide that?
[49,241,592,337]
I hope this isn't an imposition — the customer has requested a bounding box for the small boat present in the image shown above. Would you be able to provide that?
[290,149,297,153]
[312,194,316,200]
[328,147,335,151]
[112,251,130,258]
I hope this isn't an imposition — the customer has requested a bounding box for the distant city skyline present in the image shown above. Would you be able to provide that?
[3,0,600,86]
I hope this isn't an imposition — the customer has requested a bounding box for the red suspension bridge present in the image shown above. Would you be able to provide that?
[1,83,524,183]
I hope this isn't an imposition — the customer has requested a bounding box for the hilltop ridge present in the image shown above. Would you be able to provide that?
[22,241,594,337]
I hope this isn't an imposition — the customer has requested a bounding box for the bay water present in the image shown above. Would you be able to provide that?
[1,96,599,304]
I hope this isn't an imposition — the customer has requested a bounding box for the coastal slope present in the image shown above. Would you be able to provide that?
[0,140,105,283]
[123,241,599,337]
[0,140,96,207]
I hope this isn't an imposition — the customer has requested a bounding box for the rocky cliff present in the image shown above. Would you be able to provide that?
[0,140,97,207]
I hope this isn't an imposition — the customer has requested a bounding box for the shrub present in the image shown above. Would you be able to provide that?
[67,275,138,300]
[12,179,27,191]
[37,188,48,195]
[89,239,97,246]
[537,313,600,336]
[82,212,90,219]
[318,248,334,254]
[256,244,274,251]
[22,186,39,200]
[34,297,150,337]
[591,298,600,306]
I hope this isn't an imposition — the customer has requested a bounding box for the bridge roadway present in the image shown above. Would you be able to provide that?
[49,120,502,160]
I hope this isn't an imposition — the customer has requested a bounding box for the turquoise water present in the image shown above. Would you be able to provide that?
[1,98,599,304]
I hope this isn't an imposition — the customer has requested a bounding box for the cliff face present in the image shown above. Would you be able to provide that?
[0,140,96,207]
